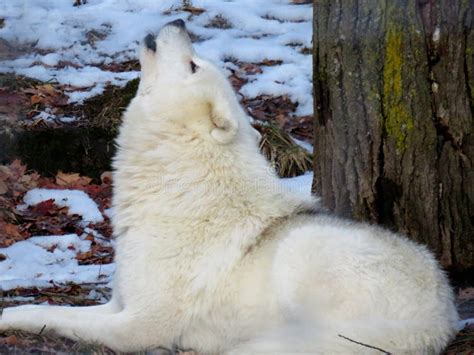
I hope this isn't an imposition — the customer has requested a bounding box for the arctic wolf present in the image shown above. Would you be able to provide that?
[0,19,459,354]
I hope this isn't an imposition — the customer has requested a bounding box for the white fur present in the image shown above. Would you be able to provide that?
[0,22,459,354]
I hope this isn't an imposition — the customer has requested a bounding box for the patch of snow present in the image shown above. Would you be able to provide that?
[32,109,77,123]
[280,172,314,198]
[32,110,55,122]
[433,27,441,42]
[2,295,36,302]
[23,188,104,224]
[0,233,114,291]
[40,53,61,66]
[0,0,313,115]
[86,289,109,304]
[240,61,312,115]
[67,83,106,104]
[459,318,474,330]
[292,137,313,154]
[83,227,115,246]
[58,116,77,123]
[103,207,114,219]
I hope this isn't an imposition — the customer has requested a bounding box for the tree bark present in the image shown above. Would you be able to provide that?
[312,0,474,275]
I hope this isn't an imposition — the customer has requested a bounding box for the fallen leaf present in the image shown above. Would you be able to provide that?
[23,84,68,107]
[259,59,283,66]
[76,251,93,262]
[55,171,92,187]
[8,159,27,180]
[0,179,7,194]
[30,94,42,105]
[1,335,18,346]
[240,63,262,75]
[32,199,56,215]
[0,221,22,239]
[100,171,113,184]
[182,6,206,14]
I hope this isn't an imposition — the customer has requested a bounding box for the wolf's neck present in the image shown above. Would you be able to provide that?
[112,112,315,242]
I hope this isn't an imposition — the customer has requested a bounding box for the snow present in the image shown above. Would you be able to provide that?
[459,318,474,329]
[0,0,313,115]
[23,188,104,224]
[281,172,314,197]
[31,109,77,123]
[0,189,112,290]
[67,84,106,104]
[0,233,114,291]
[293,137,314,154]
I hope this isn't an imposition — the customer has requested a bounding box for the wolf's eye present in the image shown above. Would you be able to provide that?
[190,61,198,73]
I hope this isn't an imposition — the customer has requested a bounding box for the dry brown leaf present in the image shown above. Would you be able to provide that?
[240,63,262,75]
[259,59,283,66]
[100,171,113,184]
[182,6,206,14]
[40,84,56,95]
[1,335,18,346]
[459,288,474,301]
[9,160,26,179]
[0,180,7,195]
[0,165,10,179]
[23,84,68,107]
[30,94,42,105]
[0,221,22,239]
[55,171,92,187]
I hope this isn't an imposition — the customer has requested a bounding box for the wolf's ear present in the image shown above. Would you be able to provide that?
[209,95,240,144]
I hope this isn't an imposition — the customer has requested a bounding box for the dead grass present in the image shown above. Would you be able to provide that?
[443,325,474,354]
[70,78,140,133]
[205,15,232,29]
[0,329,116,354]
[256,122,312,178]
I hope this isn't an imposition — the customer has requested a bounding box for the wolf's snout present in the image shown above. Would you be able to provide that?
[144,33,156,52]
[166,19,185,29]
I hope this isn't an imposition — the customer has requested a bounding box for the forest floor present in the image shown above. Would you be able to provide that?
[0,1,473,354]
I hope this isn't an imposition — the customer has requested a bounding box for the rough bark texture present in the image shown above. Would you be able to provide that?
[312,0,474,276]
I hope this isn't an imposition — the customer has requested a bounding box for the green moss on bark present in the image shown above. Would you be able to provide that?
[383,28,414,151]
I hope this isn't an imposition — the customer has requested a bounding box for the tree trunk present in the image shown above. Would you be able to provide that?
[312,0,474,276]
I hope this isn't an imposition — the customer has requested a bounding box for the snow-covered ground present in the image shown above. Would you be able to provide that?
[0,233,114,291]
[1,189,114,291]
[0,0,313,114]
[22,188,104,224]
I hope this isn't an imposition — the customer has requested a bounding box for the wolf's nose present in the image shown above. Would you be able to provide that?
[166,19,185,28]
[144,33,156,52]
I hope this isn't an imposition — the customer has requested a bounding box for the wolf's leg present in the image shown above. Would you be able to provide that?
[2,297,122,318]
[0,305,156,352]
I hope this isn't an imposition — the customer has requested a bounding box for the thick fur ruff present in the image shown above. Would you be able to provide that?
[0,21,459,354]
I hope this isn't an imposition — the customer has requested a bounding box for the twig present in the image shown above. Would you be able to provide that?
[98,264,102,279]
[0,287,3,317]
[38,324,47,335]
[338,334,392,354]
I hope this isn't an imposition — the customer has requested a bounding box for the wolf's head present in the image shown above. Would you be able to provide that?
[135,19,256,144]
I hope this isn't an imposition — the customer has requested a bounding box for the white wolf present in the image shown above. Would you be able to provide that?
[0,20,459,354]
